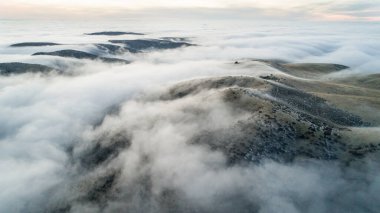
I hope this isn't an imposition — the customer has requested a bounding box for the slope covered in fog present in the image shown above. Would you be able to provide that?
[0,20,379,213]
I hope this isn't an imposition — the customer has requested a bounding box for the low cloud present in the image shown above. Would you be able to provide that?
[0,19,379,212]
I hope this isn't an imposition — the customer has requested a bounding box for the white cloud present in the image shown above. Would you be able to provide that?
[0,17,380,212]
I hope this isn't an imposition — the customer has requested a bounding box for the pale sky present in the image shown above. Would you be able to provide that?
[1,0,379,21]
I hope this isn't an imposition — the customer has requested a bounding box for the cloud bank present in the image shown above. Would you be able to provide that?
[0,19,380,213]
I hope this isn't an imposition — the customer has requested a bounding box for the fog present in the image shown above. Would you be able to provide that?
[0,18,379,212]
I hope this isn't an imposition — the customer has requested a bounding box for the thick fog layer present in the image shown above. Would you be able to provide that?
[0,19,379,213]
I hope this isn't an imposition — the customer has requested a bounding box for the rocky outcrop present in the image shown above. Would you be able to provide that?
[166,75,375,164]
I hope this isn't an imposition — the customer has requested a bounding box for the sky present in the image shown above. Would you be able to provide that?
[0,0,379,21]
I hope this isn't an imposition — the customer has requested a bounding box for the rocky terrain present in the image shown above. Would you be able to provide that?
[35,59,379,213]
[166,74,376,164]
